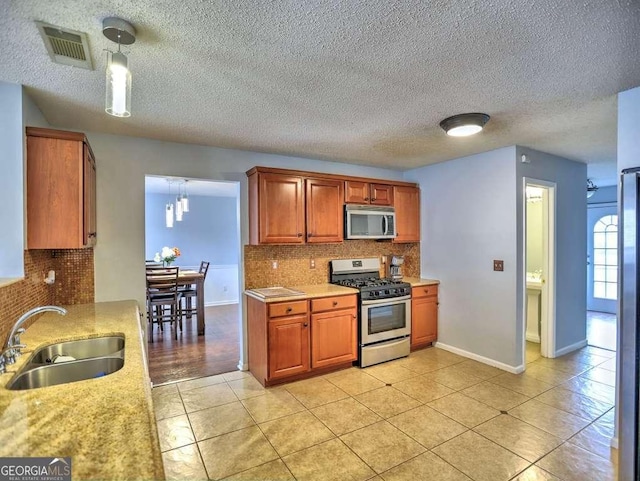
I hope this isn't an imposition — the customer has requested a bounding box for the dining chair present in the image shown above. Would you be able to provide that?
[146,266,182,340]
[179,261,210,321]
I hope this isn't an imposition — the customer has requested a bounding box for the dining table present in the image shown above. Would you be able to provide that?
[177,269,206,335]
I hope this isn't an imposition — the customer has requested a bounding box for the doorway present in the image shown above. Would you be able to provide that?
[523,179,556,361]
[144,175,243,384]
[587,204,618,351]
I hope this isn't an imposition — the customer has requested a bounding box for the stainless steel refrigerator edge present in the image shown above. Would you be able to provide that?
[620,167,640,481]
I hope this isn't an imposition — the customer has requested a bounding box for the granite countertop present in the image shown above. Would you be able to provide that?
[245,283,358,303]
[0,301,164,481]
[403,277,440,287]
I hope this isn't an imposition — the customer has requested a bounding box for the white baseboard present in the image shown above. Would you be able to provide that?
[205,299,239,307]
[526,333,541,343]
[610,437,619,449]
[434,341,524,374]
[555,339,588,357]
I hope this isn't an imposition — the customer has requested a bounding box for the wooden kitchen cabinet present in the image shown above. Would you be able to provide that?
[393,185,420,243]
[26,127,97,249]
[249,171,305,244]
[247,293,357,386]
[411,285,438,349]
[345,181,393,206]
[306,178,343,243]
[310,295,357,369]
[268,315,310,380]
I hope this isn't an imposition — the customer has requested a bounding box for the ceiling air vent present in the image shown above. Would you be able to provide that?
[36,21,93,70]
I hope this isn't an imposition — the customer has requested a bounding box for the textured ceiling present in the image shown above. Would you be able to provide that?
[2,1,640,183]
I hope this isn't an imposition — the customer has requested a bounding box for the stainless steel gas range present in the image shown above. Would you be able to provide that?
[330,258,411,367]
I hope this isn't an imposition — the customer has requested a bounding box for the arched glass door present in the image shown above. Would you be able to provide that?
[588,210,618,313]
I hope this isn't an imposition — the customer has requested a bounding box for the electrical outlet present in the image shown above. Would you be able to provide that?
[272,260,278,269]
[310,259,316,269]
[381,256,386,264]
[493,260,504,271]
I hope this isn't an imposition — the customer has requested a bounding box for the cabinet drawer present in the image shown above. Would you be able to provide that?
[268,300,308,318]
[412,285,438,299]
[311,295,357,312]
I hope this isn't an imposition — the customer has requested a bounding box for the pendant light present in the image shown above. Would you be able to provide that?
[175,192,183,222]
[102,17,136,117]
[181,180,190,212]
[440,113,490,137]
[165,180,174,228]
[587,178,599,198]
[165,203,174,228]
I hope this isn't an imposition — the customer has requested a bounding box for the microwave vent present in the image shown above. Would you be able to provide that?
[36,22,93,70]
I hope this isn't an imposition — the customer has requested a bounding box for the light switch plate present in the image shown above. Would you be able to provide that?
[493,260,504,271]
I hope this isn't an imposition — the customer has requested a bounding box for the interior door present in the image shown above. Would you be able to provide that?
[587,204,618,313]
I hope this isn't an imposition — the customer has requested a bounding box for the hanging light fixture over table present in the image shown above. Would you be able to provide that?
[440,113,490,137]
[587,178,599,199]
[102,17,136,117]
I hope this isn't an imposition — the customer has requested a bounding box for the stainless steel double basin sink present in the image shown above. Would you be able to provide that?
[6,335,125,390]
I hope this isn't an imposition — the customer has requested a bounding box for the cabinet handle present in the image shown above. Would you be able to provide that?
[286,307,292,313]
[297,233,303,237]
[303,322,308,327]
[332,301,338,306]
[372,198,376,202]
[364,197,369,201]
[308,233,313,237]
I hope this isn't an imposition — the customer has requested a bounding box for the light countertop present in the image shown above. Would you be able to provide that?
[403,277,440,287]
[0,301,164,481]
[245,284,358,303]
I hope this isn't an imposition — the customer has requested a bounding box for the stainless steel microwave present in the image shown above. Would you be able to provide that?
[345,205,396,239]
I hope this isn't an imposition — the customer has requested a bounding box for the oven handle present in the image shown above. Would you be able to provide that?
[361,295,411,306]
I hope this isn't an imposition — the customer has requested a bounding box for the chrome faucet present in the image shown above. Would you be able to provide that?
[0,306,67,373]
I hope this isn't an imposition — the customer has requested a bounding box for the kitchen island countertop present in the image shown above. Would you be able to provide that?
[0,301,164,481]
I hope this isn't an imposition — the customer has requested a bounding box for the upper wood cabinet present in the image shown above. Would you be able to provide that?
[393,185,420,243]
[249,172,305,244]
[345,181,393,206]
[247,167,420,244]
[306,178,343,243]
[26,127,97,249]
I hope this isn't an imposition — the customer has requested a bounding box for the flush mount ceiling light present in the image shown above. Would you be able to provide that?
[587,178,599,198]
[102,17,136,118]
[440,113,490,137]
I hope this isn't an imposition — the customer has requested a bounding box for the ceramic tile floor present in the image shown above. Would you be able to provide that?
[153,344,618,481]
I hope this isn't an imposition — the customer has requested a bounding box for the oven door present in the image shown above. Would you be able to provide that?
[361,295,411,345]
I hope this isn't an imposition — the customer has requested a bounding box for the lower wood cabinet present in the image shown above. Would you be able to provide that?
[268,315,310,380]
[310,300,357,369]
[411,285,438,349]
[247,294,357,385]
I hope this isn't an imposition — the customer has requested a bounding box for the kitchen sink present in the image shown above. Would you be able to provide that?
[7,356,125,390]
[27,336,125,365]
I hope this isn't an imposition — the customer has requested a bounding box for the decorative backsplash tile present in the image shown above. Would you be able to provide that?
[0,249,94,341]
[244,241,420,289]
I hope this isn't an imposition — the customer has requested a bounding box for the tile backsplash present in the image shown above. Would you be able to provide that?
[244,241,420,289]
[0,249,94,340]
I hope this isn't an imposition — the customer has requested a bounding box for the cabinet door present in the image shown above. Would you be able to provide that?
[344,181,370,204]
[311,308,357,369]
[27,136,83,249]
[393,185,420,243]
[259,173,305,244]
[306,178,343,243]
[411,296,438,348]
[83,143,97,247]
[268,315,310,379]
[370,183,393,206]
